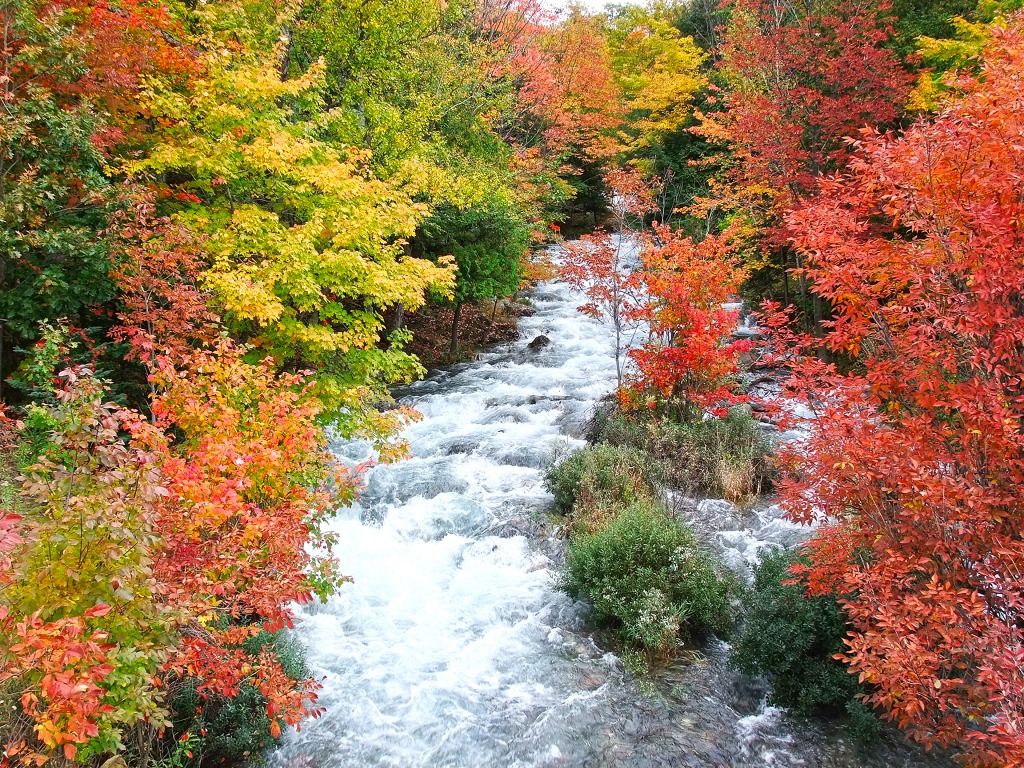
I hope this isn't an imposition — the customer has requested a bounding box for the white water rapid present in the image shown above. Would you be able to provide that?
[271,271,950,768]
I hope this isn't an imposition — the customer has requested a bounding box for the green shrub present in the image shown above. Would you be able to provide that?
[15,405,58,470]
[731,548,880,741]
[845,698,883,743]
[563,499,733,663]
[544,442,659,517]
[594,407,773,500]
[166,630,308,767]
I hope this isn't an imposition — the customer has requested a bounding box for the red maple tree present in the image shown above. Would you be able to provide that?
[697,0,912,278]
[560,169,656,386]
[626,225,750,418]
[149,343,364,739]
[771,19,1024,764]
[110,192,219,365]
[482,2,623,162]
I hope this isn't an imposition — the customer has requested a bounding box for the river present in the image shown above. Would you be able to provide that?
[270,268,949,768]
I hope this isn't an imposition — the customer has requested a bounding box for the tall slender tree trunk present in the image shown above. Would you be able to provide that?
[450,302,462,359]
[813,294,830,362]
[389,303,404,333]
[781,251,790,306]
[795,254,807,301]
[614,319,622,388]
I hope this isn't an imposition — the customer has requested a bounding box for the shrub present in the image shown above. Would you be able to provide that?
[563,499,733,664]
[594,407,772,499]
[731,548,880,741]
[0,350,344,764]
[544,443,660,521]
[166,630,308,767]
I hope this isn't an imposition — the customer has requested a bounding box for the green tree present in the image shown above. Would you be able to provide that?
[0,2,117,394]
[417,197,530,356]
[130,9,454,439]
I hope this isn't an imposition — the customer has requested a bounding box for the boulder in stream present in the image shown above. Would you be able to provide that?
[527,334,551,350]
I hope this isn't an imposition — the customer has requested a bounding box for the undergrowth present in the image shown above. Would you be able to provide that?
[731,547,881,743]
[563,499,734,669]
[590,408,773,500]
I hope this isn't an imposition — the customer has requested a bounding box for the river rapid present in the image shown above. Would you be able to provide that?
[270,266,950,768]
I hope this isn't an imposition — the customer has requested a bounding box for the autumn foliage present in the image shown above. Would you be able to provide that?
[150,345,361,733]
[0,345,357,765]
[627,225,749,418]
[560,169,656,386]
[561,169,749,416]
[719,1,908,191]
[768,20,1024,764]
[693,0,914,307]
[1,0,637,759]
[110,194,219,364]
[9,0,1024,763]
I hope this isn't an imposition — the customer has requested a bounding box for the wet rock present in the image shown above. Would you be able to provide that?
[362,461,469,504]
[485,442,553,468]
[697,498,741,519]
[528,334,551,350]
[489,512,543,539]
[732,326,763,340]
[481,407,530,424]
[441,439,477,455]
[527,394,570,404]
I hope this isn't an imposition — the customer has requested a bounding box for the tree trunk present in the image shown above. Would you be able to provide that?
[782,251,790,306]
[813,294,829,362]
[794,251,808,304]
[449,302,462,359]
[278,25,294,81]
[389,303,404,333]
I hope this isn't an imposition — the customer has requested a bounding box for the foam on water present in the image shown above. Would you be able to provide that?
[272,277,622,768]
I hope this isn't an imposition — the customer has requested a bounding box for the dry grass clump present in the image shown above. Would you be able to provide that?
[592,408,773,501]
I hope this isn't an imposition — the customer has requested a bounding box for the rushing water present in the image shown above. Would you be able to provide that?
[271,272,950,768]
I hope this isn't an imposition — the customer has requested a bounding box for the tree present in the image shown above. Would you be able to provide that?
[149,344,359,743]
[0,0,195,395]
[417,197,530,357]
[1,370,171,765]
[606,4,707,154]
[561,168,656,387]
[109,192,219,370]
[905,0,1023,111]
[890,0,978,57]
[1,343,364,764]
[772,20,1024,764]
[129,16,454,443]
[696,0,911,313]
[713,0,909,204]
[626,224,749,419]
[488,6,623,164]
